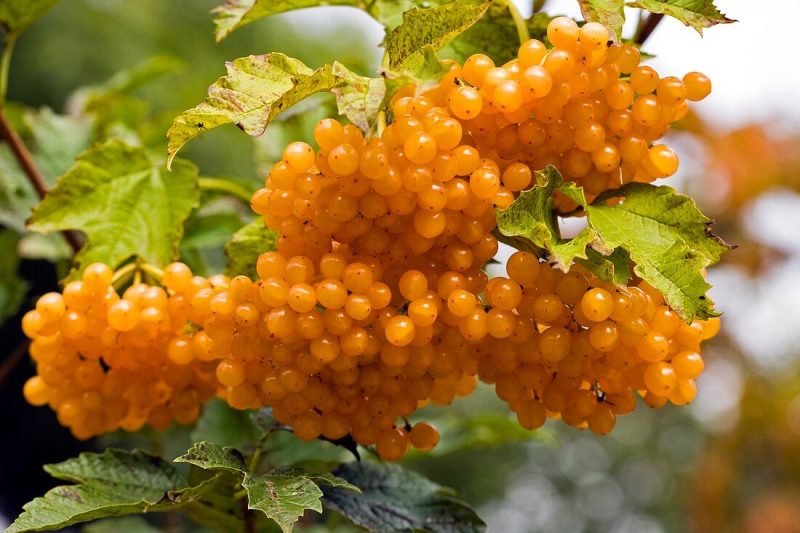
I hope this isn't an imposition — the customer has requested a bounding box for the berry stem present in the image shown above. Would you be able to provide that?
[0,339,29,387]
[0,109,82,253]
[0,33,17,106]
[635,13,664,45]
[198,177,253,204]
[139,262,165,283]
[111,262,139,290]
[505,0,530,44]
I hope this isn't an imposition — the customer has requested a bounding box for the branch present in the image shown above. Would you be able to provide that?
[0,339,30,387]
[635,13,664,45]
[0,109,82,253]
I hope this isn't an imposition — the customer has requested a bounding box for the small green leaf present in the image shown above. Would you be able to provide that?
[626,0,735,34]
[6,449,216,533]
[383,2,490,70]
[578,0,625,41]
[0,0,59,34]
[211,0,361,41]
[28,139,199,276]
[0,229,27,326]
[322,461,486,533]
[175,441,247,474]
[243,472,324,533]
[225,218,277,279]
[575,247,633,286]
[495,166,592,268]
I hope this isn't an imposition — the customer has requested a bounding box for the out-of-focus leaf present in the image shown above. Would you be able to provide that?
[322,461,486,533]
[28,139,199,277]
[627,0,735,34]
[190,398,260,450]
[0,0,59,34]
[0,230,26,326]
[82,516,163,533]
[422,412,551,456]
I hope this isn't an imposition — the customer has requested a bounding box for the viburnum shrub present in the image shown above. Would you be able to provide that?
[2,0,734,531]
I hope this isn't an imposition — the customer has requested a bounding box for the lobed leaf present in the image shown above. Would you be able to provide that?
[168,55,386,164]
[627,0,735,34]
[586,183,730,320]
[322,461,486,533]
[242,473,323,533]
[576,247,633,286]
[6,449,217,533]
[578,0,625,41]
[330,64,387,133]
[28,139,199,277]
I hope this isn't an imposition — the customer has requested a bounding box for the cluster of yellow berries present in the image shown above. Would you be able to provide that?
[425,17,711,209]
[21,263,218,439]
[21,17,719,459]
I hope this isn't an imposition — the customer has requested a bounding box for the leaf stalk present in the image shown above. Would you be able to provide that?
[198,177,253,204]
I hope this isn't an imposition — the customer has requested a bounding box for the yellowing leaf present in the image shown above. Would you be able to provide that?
[0,0,59,34]
[627,0,735,34]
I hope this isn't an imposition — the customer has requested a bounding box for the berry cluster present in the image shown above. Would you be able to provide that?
[21,16,719,459]
[22,263,218,439]
[426,17,711,209]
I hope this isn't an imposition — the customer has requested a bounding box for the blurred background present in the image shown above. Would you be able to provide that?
[2,0,800,532]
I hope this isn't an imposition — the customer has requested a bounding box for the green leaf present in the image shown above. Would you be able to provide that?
[175,441,247,474]
[211,0,361,41]
[6,449,217,533]
[0,229,26,325]
[242,473,324,533]
[626,0,735,34]
[495,166,592,269]
[383,2,490,71]
[322,461,486,533]
[225,218,277,278]
[575,247,632,286]
[0,0,59,34]
[191,398,261,450]
[28,139,199,276]
[578,0,625,41]
[586,183,729,320]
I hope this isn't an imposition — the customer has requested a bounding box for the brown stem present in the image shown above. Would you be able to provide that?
[0,109,82,253]
[635,13,664,45]
[241,497,255,533]
[0,339,30,386]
